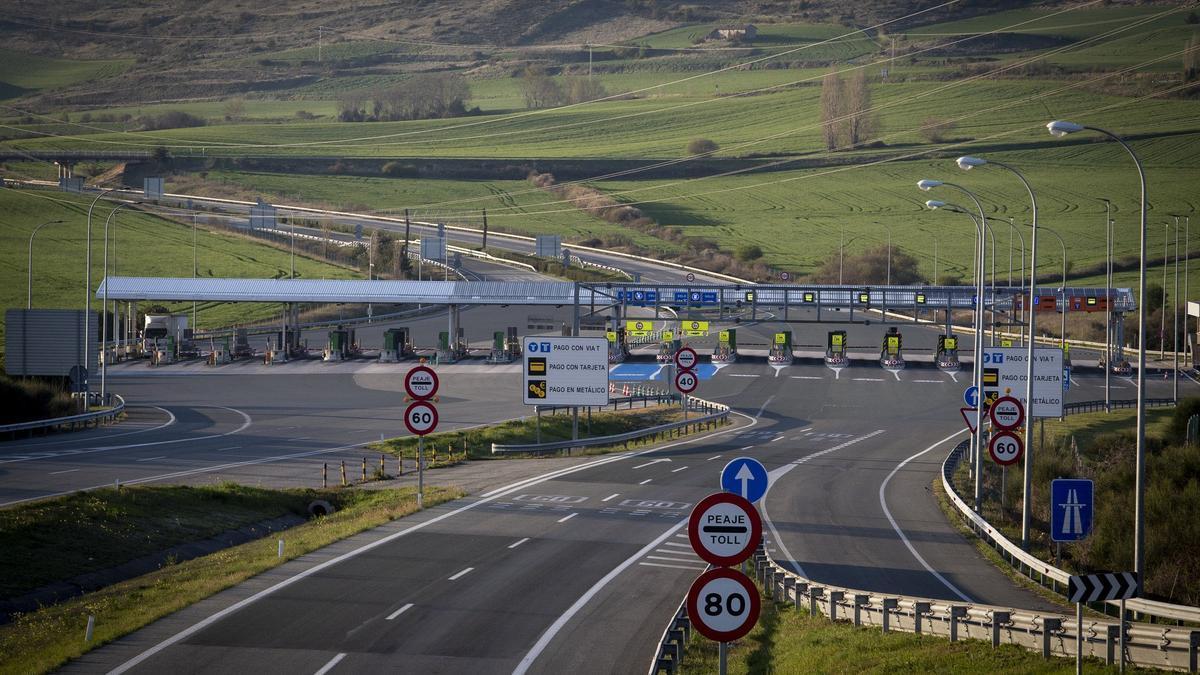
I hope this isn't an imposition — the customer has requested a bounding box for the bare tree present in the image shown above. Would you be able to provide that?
[819,68,845,150]
[565,76,608,104]
[844,69,876,148]
[1185,33,1200,83]
[520,66,565,109]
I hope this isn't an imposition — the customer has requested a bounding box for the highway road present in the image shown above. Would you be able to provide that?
[14,349,1192,674]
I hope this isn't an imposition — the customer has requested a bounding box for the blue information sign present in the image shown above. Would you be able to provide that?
[1050,479,1093,542]
[963,385,979,408]
[720,457,769,503]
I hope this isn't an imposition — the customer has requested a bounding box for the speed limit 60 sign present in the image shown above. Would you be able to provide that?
[988,430,1023,466]
[686,567,761,642]
[404,401,439,436]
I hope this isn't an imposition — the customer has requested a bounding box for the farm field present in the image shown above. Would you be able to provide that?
[0,188,362,350]
[0,48,131,95]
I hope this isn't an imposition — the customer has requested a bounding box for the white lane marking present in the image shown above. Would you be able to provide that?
[557,513,578,523]
[639,479,653,485]
[601,493,620,502]
[49,468,79,475]
[292,437,311,441]
[759,430,886,578]
[647,555,698,563]
[107,409,759,675]
[852,377,884,382]
[739,446,754,451]
[879,429,974,603]
[791,375,823,380]
[949,371,960,383]
[633,459,670,469]
[638,557,700,566]
[706,455,722,461]
[729,374,760,378]
[773,366,786,378]
[891,371,903,381]
[797,427,812,433]
[508,538,531,549]
[754,395,774,420]
[215,446,242,452]
[313,653,346,675]
[2,406,177,453]
[913,379,943,383]
[771,435,785,443]
[671,466,688,473]
[135,456,167,462]
[385,604,414,620]
[661,541,691,548]
[448,567,475,581]
[514,519,689,674]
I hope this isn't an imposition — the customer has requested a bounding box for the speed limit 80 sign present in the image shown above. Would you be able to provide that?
[686,567,761,642]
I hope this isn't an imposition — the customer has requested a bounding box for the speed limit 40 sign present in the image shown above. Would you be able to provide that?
[404,401,439,436]
[675,370,698,394]
[686,567,761,642]
[988,430,1023,465]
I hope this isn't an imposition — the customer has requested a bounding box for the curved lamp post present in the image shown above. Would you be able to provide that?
[27,220,65,308]
[83,187,121,401]
[955,155,1043,550]
[1047,120,1148,580]
[101,202,136,401]
[921,182,987,511]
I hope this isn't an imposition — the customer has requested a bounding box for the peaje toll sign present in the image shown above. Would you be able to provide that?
[404,366,439,400]
[686,567,761,643]
[675,346,699,370]
[688,492,761,567]
[989,395,1024,431]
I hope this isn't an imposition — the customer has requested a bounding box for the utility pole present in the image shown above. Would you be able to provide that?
[482,209,489,249]
[318,26,323,62]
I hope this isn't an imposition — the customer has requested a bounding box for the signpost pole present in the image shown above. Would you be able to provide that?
[1119,598,1126,673]
[1075,601,1083,675]
[417,436,424,509]
[719,642,727,675]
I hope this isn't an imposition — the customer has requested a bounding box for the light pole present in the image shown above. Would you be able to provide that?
[192,212,198,329]
[1048,120,1148,580]
[1174,216,1179,402]
[101,201,135,402]
[1031,225,1069,352]
[921,182,987,512]
[1103,199,1113,413]
[84,187,120,402]
[1163,222,1170,360]
[27,220,65,308]
[955,154,1041,550]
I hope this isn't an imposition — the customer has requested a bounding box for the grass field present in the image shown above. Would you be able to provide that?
[0,48,132,94]
[0,188,362,351]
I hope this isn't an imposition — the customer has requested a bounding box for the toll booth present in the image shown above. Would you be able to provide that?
[487,328,522,364]
[438,328,468,363]
[207,336,232,366]
[768,331,793,364]
[880,327,904,370]
[380,327,412,363]
[607,328,628,364]
[149,336,176,366]
[936,334,960,373]
[1100,319,1132,376]
[657,330,681,363]
[712,329,737,364]
[825,330,848,369]
[325,328,350,362]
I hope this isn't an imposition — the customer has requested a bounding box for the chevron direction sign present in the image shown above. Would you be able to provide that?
[1067,572,1138,603]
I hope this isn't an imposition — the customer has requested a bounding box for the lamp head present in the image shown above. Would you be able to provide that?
[924,200,946,210]
[1047,120,1084,137]
[917,179,943,191]
[956,156,986,170]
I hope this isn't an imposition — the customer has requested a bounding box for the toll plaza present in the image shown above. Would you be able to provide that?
[880,327,904,370]
[768,331,793,364]
[936,334,960,373]
[712,329,738,364]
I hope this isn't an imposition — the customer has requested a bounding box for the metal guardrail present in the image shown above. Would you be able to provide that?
[1063,398,1175,415]
[0,394,125,436]
[491,398,731,455]
[752,547,1200,672]
[647,594,692,675]
[570,254,632,280]
[941,399,1200,626]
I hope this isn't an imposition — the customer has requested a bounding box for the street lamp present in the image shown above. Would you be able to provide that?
[1047,119,1149,580]
[955,154,1042,550]
[27,220,65,308]
[84,187,120,402]
[922,185,988,511]
[101,201,136,401]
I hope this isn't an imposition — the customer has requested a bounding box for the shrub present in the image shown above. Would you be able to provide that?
[735,244,763,261]
[920,116,956,143]
[686,138,719,155]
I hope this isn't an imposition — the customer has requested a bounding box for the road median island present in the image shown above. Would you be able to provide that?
[0,483,462,675]
[369,400,735,464]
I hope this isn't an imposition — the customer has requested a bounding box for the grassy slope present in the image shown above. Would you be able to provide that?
[0,188,362,350]
[0,48,132,92]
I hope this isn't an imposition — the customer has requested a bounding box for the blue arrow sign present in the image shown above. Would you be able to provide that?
[1050,478,1093,542]
[963,385,979,408]
[721,457,769,503]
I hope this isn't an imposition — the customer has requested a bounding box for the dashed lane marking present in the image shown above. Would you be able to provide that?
[557,513,578,523]
[706,455,722,461]
[448,567,474,581]
[313,653,346,675]
[671,466,688,473]
[508,538,531,549]
[639,479,653,485]
[385,604,414,621]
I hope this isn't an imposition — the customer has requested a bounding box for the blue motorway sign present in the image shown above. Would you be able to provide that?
[721,457,769,503]
[617,290,658,305]
[674,291,718,305]
[1050,479,1093,542]
[1063,367,1071,391]
[963,385,979,408]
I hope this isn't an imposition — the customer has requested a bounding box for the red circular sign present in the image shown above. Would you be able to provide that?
[403,401,439,436]
[404,366,439,400]
[675,370,699,394]
[988,430,1023,466]
[675,346,699,370]
[688,492,761,567]
[989,395,1024,431]
[686,567,761,643]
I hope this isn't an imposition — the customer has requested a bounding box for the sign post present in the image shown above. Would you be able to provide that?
[404,366,440,508]
[1068,571,1138,674]
[674,346,698,421]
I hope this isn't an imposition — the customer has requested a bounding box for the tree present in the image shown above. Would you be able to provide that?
[520,66,565,109]
[1185,33,1200,83]
[735,244,763,262]
[687,138,719,155]
[337,92,367,122]
[565,76,608,104]
[223,98,246,122]
[809,244,923,284]
[819,68,845,150]
[844,69,876,148]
